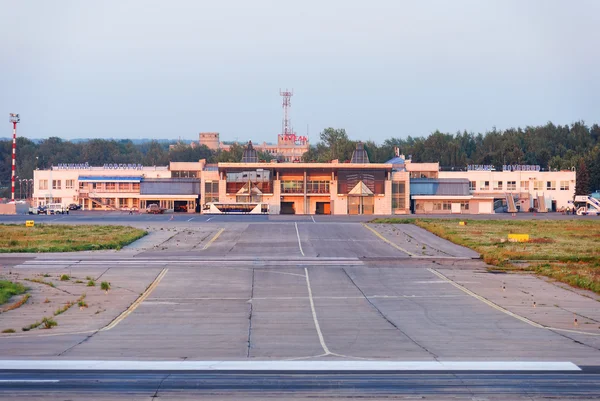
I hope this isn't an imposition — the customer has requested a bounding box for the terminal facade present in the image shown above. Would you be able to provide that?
[32,142,576,215]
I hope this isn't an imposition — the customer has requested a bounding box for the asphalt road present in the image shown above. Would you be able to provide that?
[1,369,600,400]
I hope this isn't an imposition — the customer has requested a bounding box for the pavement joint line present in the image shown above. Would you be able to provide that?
[361,223,418,257]
[101,268,169,332]
[428,268,600,337]
[202,228,224,250]
[304,268,330,354]
[295,222,305,256]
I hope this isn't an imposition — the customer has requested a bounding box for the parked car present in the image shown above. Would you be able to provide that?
[146,204,165,214]
[68,203,81,210]
[29,206,47,215]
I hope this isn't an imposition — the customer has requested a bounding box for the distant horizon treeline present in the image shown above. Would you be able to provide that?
[1,121,599,198]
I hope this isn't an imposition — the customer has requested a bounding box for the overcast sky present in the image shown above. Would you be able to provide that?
[1,0,599,143]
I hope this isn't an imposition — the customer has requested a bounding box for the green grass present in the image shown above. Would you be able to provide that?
[2,329,15,333]
[0,280,27,305]
[24,278,55,288]
[371,218,600,294]
[0,224,147,253]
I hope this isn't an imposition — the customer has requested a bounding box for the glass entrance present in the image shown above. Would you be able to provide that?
[348,196,374,215]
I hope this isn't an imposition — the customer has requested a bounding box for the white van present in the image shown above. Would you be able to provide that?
[46,203,67,215]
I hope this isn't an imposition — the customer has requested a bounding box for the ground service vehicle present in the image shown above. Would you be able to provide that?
[46,203,67,215]
[146,204,165,214]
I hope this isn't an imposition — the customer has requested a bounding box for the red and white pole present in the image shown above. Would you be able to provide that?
[9,113,20,202]
[11,121,17,201]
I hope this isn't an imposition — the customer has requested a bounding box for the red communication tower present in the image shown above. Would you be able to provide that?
[280,89,294,138]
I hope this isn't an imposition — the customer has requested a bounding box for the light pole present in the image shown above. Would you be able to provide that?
[28,179,33,200]
[9,113,20,201]
[15,176,19,200]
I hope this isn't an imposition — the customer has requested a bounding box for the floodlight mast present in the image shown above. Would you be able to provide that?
[9,113,20,201]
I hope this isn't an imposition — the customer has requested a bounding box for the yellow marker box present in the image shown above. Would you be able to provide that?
[508,233,529,242]
[25,220,35,227]
[458,221,467,226]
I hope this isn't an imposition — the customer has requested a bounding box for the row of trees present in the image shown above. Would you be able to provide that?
[2,121,600,198]
[305,123,600,194]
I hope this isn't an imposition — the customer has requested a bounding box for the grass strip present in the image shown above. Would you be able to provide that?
[0,224,147,253]
[370,218,600,295]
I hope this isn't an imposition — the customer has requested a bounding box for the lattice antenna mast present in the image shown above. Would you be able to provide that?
[280,89,293,136]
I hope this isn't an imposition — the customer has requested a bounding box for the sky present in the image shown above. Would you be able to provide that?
[1,0,599,144]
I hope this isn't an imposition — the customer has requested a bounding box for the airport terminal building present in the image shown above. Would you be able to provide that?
[31,142,576,215]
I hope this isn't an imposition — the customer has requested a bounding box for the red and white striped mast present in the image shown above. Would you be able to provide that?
[9,113,20,201]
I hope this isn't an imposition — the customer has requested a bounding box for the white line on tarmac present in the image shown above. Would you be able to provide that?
[305,267,330,354]
[143,294,463,303]
[0,380,60,383]
[206,217,214,222]
[187,217,195,222]
[295,222,305,256]
[0,360,580,371]
[311,215,316,223]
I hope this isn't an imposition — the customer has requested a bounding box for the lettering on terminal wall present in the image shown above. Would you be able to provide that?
[502,165,541,172]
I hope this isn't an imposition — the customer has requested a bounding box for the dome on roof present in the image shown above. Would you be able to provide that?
[385,156,405,164]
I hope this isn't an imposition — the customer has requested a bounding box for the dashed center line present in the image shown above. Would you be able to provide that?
[295,222,305,256]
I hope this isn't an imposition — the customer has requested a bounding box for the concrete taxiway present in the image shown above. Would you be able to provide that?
[1,218,599,399]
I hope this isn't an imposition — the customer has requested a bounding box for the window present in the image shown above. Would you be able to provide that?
[306,180,330,194]
[520,181,529,190]
[281,180,304,193]
[132,183,140,192]
[204,181,219,203]
[39,180,48,190]
[534,181,544,191]
[493,181,503,190]
[433,202,442,211]
[480,181,489,190]
[546,181,556,190]
[469,181,476,191]
[119,183,131,191]
[172,170,198,178]
[442,201,452,211]
[105,183,116,191]
[560,181,569,191]
[507,181,516,191]
[460,201,470,211]
[410,171,436,179]
[391,181,406,210]
[65,179,74,189]
[52,180,61,190]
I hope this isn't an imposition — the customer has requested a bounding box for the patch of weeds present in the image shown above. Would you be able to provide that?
[60,274,70,281]
[0,280,28,305]
[78,300,88,308]
[22,320,42,331]
[85,276,93,280]
[2,328,15,333]
[87,280,96,287]
[54,301,74,316]
[42,317,57,329]
[43,273,51,278]
[101,281,111,292]
[24,278,55,288]
[75,280,83,284]
[2,293,31,312]
[44,298,50,303]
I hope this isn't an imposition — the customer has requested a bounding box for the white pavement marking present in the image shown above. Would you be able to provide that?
[304,267,330,354]
[295,222,305,256]
[187,217,195,222]
[311,215,316,223]
[0,360,581,371]
[0,380,60,383]
[428,268,600,337]
[206,217,214,222]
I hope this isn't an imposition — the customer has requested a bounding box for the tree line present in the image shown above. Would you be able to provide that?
[2,121,599,198]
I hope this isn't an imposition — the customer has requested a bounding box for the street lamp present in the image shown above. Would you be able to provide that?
[28,179,33,200]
